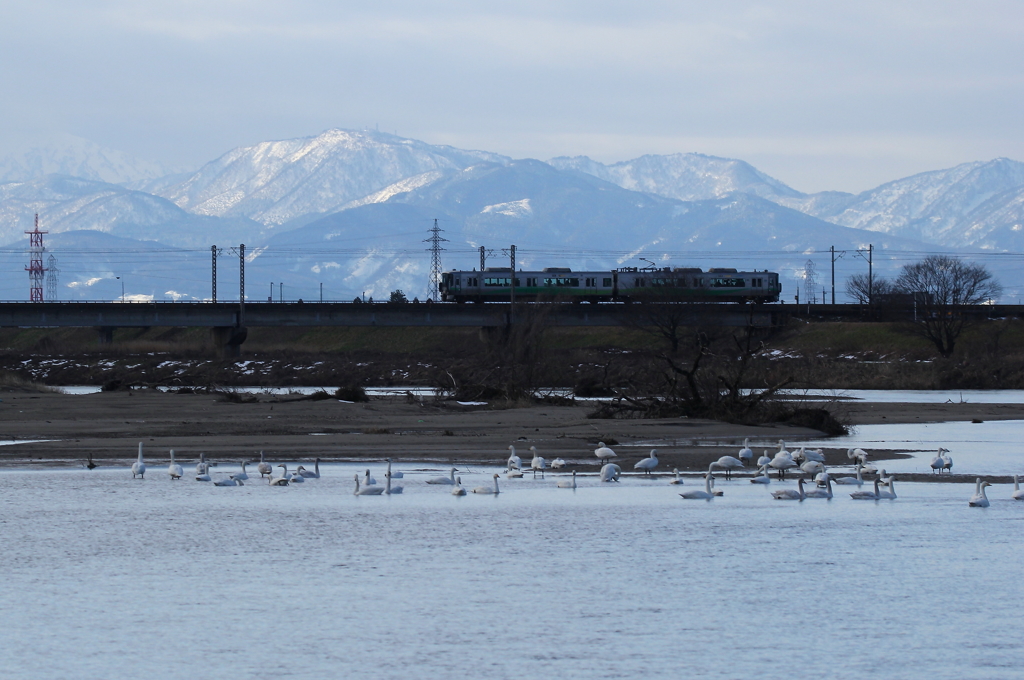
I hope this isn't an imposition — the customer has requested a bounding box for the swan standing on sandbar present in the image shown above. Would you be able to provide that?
[426,468,456,485]
[769,452,796,480]
[595,442,617,464]
[167,450,182,480]
[738,438,753,466]
[969,479,991,507]
[757,450,772,468]
[556,470,577,488]
[1013,475,1024,501]
[771,478,806,501]
[669,468,684,485]
[131,443,146,479]
[195,453,210,481]
[472,474,500,494]
[930,448,946,473]
[354,474,384,495]
[530,446,547,478]
[451,476,467,496]
[850,478,882,500]
[634,449,659,475]
[298,458,321,479]
[385,460,403,494]
[941,450,953,473]
[257,451,272,478]
[679,473,714,499]
[710,456,744,480]
[600,463,621,482]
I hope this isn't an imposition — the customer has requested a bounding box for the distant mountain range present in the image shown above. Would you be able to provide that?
[0,128,1020,302]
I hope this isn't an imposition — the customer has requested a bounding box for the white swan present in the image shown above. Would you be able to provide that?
[451,476,467,496]
[803,448,826,463]
[354,473,384,495]
[710,456,744,480]
[167,449,182,480]
[195,452,210,481]
[771,478,806,501]
[1013,475,1024,501]
[550,457,567,469]
[777,440,790,458]
[298,458,320,479]
[669,468,684,485]
[709,474,724,496]
[877,475,897,500]
[426,467,456,485]
[634,449,659,475]
[363,469,377,486]
[234,461,249,481]
[792,447,807,464]
[804,476,833,499]
[750,465,771,484]
[800,460,824,476]
[930,448,946,473]
[506,465,524,478]
[472,473,500,494]
[285,464,305,483]
[257,451,272,478]
[269,464,290,486]
[847,448,869,465]
[599,463,621,482]
[214,474,244,486]
[833,464,864,486]
[595,441,617,463]
[131,443,146,479]
[756,450,772,467]
[768,452,797,479]
[385,460,403,494]
[941,450,953,473]
[556,470,577,488]
[530,446,546,477]
[738,438,753,465]
[679,473,714,499]
[814,470,830,487]
[969,479,991,507]
[850,478,882,500]
[507,445,522,470]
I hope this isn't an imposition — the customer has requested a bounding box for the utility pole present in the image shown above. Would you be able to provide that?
[508,245,516,307]
[211,245,219,302]
[854,244,874,304]
[229,244,246,323]
[320,282,323,302]
[424,219,447,301]
[830,246,845,304]
[46,254,59,301]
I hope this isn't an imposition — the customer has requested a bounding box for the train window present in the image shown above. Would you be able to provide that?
[455,278,461,286]
[484,277,513,286]
[603,278,612,287]
[543,277,580,287]
[711,278,745,288]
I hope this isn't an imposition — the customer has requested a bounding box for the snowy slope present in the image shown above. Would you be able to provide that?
[0,134,172,184]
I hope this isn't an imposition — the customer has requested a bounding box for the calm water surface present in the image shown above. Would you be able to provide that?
[2,464,1021,680]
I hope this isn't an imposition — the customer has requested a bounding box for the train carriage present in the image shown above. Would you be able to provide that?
[440,266,781,303]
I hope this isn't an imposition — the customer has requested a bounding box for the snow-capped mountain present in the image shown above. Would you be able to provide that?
[145,129,510,227]
[0,134,173,185]
[549,153,805,203]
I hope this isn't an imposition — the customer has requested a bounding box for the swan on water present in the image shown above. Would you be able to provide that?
[556,470,577,489]
[833,464,864,486]
[756,450,772,468]
[595,442,617,463]
[669,468,684,485]
[507,445,522,470]
[1013,475,1024,501]
[708,474,724,496]
[679,473,714,499]
[850,478,882,500]
[195,453,210,481]
[750,465,771,484]
[771,478,806,501]
[257,451,272,478]
[969,479,991,507]
[530,446,547,477]
[289,466,306,483]
[710,456,744,480]
[472,473,501,494]
[354,474,384,495]
[269,464,290,486]
[634,449,659,475]
[930,448,946,473]
[385,460,404,494]
[167,449,182,480]
[131,443,146,479]
[876,475,897,500]
[814,470,830,487]
[214,474,244,486]
[298,458,321,479]
[550,457,567,469]
[599,463,621,482]
[363,469,377,486]
[426,468,456,485]
[941,450,953,473]
[804,476,833,499]
[738,438,754,465]
[452,476,467,496]
[506,466,524,478]
[234,461,250,481]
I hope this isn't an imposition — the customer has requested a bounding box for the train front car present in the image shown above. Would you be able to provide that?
[615,267,781,303]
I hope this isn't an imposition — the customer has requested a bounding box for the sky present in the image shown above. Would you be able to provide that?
[1,0,1022,193]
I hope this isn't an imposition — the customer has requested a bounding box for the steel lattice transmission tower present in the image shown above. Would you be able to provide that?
[46,254,59,301]
[424,219,448,301]
[25,214,48,302]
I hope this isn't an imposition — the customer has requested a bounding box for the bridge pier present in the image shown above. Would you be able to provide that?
[212,326,248,358]
[96,327,115,345]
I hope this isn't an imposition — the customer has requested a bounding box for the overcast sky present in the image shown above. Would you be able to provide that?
[1,0,1022,193]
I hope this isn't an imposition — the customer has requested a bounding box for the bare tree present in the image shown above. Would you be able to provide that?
[845,273,893,303]
[893,255,1002,357]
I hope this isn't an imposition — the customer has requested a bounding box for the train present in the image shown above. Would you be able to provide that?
[439,266,782,303]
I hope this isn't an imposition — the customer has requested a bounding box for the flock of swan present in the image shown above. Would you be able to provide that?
[123,439,1024,506]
